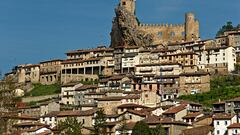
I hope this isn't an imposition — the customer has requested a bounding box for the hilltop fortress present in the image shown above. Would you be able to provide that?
[110,0,199,47]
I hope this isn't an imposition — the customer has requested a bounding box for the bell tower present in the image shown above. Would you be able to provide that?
[120,0,136,15]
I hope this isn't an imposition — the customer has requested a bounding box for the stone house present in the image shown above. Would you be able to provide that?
[212,101,226,114]
[162,104,188,121]
[39,59,62,85]
[16,64,40,84]
[180,125,213,135]
[182,112,204,125]
[62,47,114,83]
[97,97,123,115]
[179,71,210,95]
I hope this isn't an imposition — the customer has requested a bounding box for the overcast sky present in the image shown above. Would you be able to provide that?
[0,0,239,74]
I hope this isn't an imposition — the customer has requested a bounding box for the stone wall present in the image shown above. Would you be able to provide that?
[22,94,59,103]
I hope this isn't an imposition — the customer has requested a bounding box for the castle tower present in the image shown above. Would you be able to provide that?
[185,12,199,41]
[120,0,136,15]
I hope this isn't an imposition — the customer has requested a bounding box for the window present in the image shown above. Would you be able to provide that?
[170,32,175,37]
[158,32,163,38]
[225,121,227,125]
[217,130,220,135]
[129,115,132,119]
[83,119,85,124]
[149,85,152,90]
[217,121,219,125]
[122,1,126,5]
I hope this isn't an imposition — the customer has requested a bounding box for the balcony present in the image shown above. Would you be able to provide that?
[234,105,240,111]
[213,107,225,112]
[109,83,120,87]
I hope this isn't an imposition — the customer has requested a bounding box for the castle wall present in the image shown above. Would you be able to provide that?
[139,24,185,45]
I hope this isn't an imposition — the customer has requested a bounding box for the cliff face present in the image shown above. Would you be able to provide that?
[110,6,153,48]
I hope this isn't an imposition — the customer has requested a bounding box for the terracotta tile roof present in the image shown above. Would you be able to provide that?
[40,59,63,64]
[4,114,38,120]
[180,126,213,135]
[75,84,98,91]
[182,112,202,119]
[228,123,240,128]
[143,115,161,124]
[105,121,119,126]
[126,110,147,117]
[117,103,149,109]
[213,113,235,120]
[212,101,225,105]
[97,96,123,101]
[227,123,240,128]
[13,122,47,127]
[160,118,190,126]
[66,47,113,54]
[57,109,96,117]
[105,114,120,118]
[163,104,187,114]
[41,111,60,118]
[116,122,136,130]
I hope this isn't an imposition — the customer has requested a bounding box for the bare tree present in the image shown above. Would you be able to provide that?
[0,76,17,134]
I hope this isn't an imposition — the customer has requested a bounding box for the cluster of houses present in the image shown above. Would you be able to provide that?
[6,29,240,96]
[4,87,240,135]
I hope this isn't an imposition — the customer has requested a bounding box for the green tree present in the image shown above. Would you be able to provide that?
[151,124,167,135]
[132,121,151,135]
[57,117,83,135]
[216,21,239,36]
[93,109,107,135]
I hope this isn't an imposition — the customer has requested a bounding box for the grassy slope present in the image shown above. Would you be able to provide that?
[25,83,61,97]
[179,75,240,107]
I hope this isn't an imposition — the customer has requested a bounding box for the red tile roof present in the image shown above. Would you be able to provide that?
[228,123,240,129]
[180,126,213,135]
[13,122,47,127]
[117,103,149,109]
[126,110,147,117]
[213,114,235,120]
[75,84,98,91]
[57,109,96,117]
[143,115,161,124]
[163,104,187,114]
[182,112,202,119]
[66,48,113,54]
[97,96,123,101]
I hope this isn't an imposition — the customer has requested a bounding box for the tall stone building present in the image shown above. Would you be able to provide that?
[111,0,200,48]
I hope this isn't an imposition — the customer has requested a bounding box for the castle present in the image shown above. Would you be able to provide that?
[111,0,200,47]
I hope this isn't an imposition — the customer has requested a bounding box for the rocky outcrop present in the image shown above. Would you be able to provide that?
[110,6,153,48]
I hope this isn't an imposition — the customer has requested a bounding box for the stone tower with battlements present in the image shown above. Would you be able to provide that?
[110,0,200,48]
[120,0,136,15]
